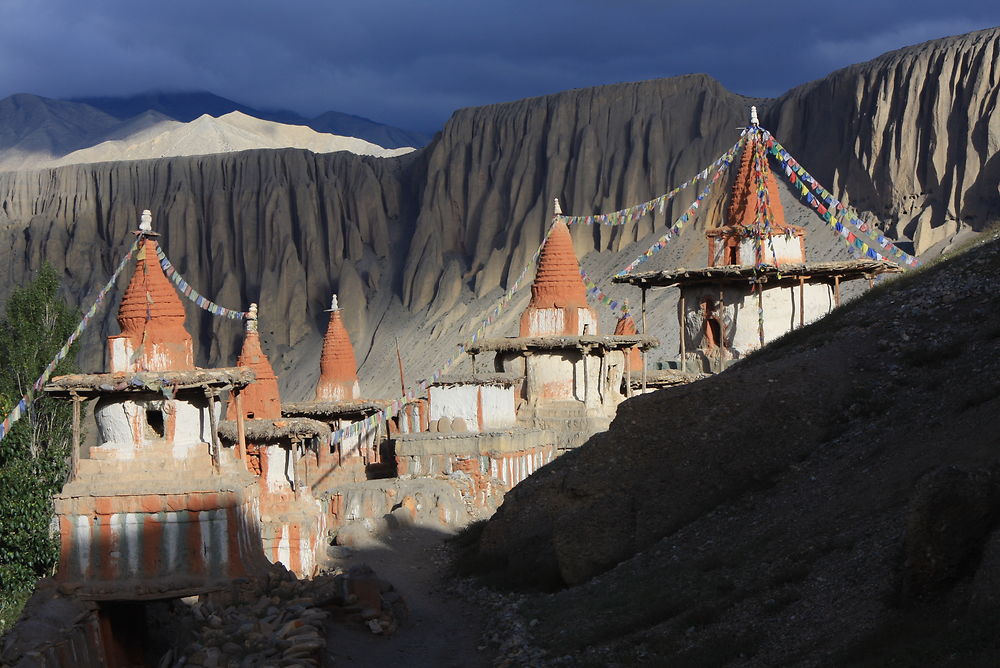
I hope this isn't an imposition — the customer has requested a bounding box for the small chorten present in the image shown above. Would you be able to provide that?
[613,301,642,369]
[110,209,194,372]
[315,294,361,401]
[519,199,598,336]
[228,303,281,420]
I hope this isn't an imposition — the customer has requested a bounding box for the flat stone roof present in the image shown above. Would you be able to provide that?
[44,367,255,399]
[430,373,523,387]
[218,417,330,443]
[465,334,658,355]
[612,260,902,288]
[282,400,388,418]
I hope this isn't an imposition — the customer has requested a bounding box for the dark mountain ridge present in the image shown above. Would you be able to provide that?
[69,90,432,148]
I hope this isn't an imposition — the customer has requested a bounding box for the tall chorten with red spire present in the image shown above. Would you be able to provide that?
[519,200,598,336]
[315,294,361,401]
[228,303,281,420]
[109,210,194,372]
[707,113,805,267]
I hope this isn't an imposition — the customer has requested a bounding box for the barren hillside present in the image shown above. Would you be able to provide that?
[469,227,1000,666]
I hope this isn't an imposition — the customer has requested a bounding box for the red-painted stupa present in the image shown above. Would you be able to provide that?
[109,211,194,372]
[228,303,281,421]
[315,294,361,401]
[519,201,598,336]
[613,305,642,369]
[707,112,805,267]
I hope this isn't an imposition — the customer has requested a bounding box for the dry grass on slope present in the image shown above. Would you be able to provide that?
[469,227,1000,665]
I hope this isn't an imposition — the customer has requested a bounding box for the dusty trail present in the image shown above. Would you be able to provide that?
[321,526,495,667]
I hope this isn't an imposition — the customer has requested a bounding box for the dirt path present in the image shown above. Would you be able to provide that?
[320,526,496,667]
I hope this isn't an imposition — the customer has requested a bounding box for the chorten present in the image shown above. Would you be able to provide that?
[109,210,194,372]
[706,107,805,267]
[227,303,281,421]
[315,294,361,401]
[44,210,269,599]
[613,305,642,370]
[519,201,597,337]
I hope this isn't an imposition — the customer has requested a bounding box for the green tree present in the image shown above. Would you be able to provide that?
[0,263,80,624]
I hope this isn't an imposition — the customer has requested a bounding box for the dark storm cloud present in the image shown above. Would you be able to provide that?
[1,0,997,131]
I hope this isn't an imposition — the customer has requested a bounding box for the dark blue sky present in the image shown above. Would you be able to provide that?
[1,1,997,132]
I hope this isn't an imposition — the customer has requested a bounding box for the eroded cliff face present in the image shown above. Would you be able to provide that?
[402,74,756,312]
[765,28,1000,253]
[0,150,416,397]
[0,29,996,397]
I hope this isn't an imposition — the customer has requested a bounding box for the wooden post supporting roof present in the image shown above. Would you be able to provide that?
[70,393,82,482]
[205,389,220,472]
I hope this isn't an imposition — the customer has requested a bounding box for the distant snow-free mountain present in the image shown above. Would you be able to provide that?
[0,92,422,171]
[71,91,432,149]
[50,111,412,167]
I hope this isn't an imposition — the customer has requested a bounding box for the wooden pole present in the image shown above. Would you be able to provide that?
[394,338,407,398]
[205,389,220,472]
[641,287,648,392]
[70,393,82,482]
[717,286,726,373]
[867,275,874,289]
[291,437,300,497]
[757,284,765,347]
[234,390,247,461]
[624,342,632,398]
[678,292,686,373]
[581,346,590,405]
[834,275,842,307]
[799,277,805,328]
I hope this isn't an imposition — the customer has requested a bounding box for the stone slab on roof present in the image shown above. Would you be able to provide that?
[44,367,255,398]
[465,334,658,355]
[612,260,902,288]
[430,372,523,387]
[217,417,330,443]
[282,400,388,418]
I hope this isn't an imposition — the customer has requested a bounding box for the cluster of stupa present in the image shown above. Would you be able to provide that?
[43,205,654,604]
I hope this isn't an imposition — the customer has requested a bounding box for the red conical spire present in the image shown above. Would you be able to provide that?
[519,200,597,336]
[726,134,789,232]
[316,294,361,401]
[229,304,281,420]
[526,219,588,310]
[113,211,193,371]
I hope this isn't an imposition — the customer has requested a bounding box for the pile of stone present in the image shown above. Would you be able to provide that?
[162,561,405,667]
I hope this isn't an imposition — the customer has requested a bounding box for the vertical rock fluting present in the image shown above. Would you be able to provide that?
[402,74,754,311]
[0,29,995,393]
[0,149,414,392]
[764,28,1000,253]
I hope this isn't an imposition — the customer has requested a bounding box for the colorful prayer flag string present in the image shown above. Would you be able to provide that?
[0,236,142,444]
[326,220,559,447]
[557,136,748,227]
[580,267,624,314]
[615,134,746,276]
[761,131,919,267]
[154,243,249,319]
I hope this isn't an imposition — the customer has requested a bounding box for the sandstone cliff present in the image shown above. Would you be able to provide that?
[0,29,996,398]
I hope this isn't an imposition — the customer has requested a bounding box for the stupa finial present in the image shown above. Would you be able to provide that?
[326,293,340,312]
[553,198,562,215]
[246,303,258,332]
[139,209,153,232]
[750,105,759,127]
